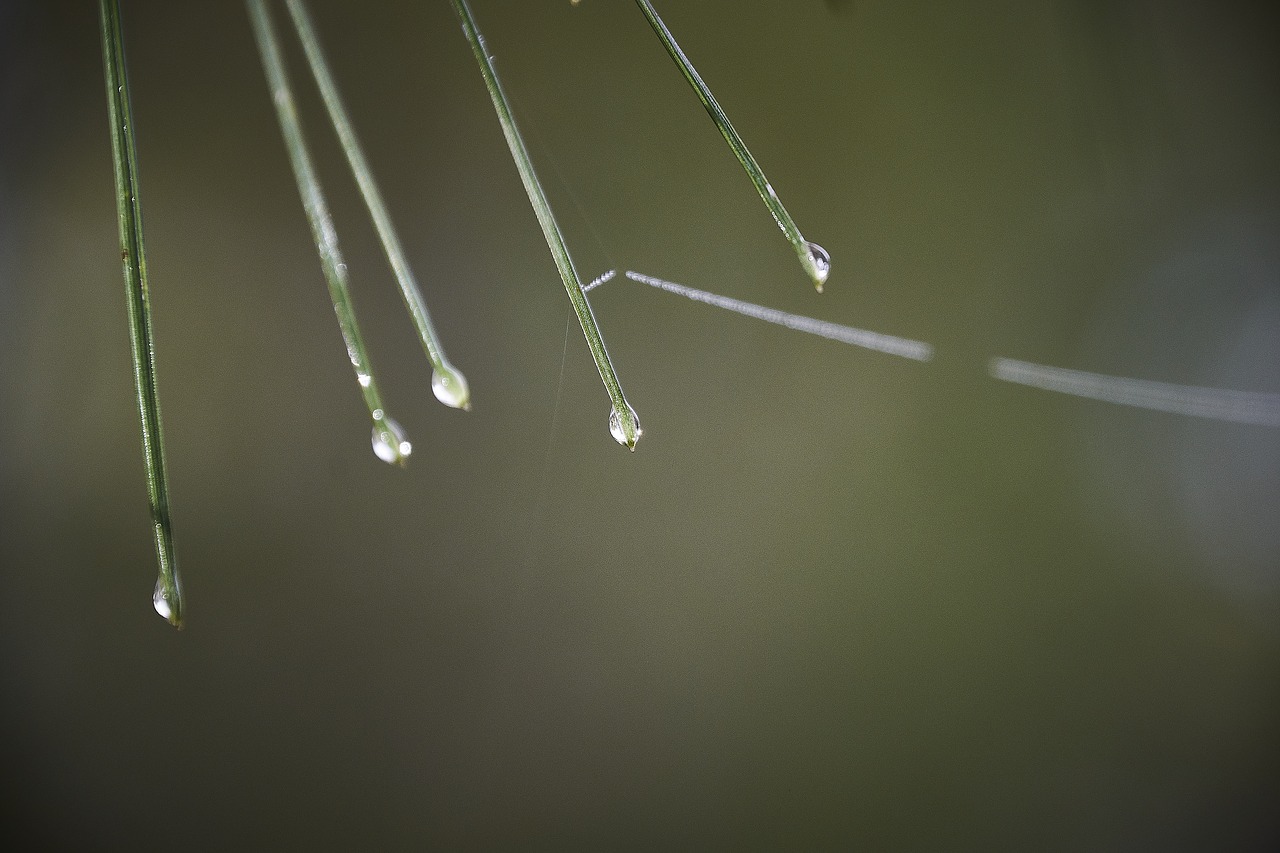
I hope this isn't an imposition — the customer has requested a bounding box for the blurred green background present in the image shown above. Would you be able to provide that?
[2,1,1278,849]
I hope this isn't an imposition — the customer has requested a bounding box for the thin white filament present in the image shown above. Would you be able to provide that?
[624,271,933,362]
[990,357,1280,428]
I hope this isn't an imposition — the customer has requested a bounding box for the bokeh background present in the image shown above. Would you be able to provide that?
[2,1,1278,849]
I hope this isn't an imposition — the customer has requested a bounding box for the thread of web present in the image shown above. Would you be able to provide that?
[621,271,933,362]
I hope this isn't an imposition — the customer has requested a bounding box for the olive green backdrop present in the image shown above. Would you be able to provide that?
[2,1,1277,849]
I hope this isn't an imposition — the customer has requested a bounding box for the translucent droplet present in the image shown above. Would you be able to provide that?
[431,364,471,411]
[608,403,642,451]
[152,577,172,621]
[804,241,831,290]
[372,416,412,466]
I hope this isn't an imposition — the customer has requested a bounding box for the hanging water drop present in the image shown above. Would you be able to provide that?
[608,403,642,450]
[152,577,172,621]
[431,364,472,410]
[804,241,831,290]
[371,416,412,466]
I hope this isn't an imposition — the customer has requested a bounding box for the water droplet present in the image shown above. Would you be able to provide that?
[432,364,471,410]
[608,403,642,450]
[371,416,412,466]
[804,241,831,289]
[152,577,172,621]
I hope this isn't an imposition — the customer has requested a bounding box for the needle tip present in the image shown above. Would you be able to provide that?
[609,404,642,450]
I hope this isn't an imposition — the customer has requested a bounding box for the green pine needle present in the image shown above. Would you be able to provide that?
[98,0,185,627]
[451,0,641,449]
[247,0,412,467]
[634,0,830,292]
[283,0,471,412]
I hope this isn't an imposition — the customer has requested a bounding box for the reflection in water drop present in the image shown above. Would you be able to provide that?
[608,404,642,450]
[371,416,412,466]
[432,364,471,410]
[152,577,171,621]
[805,241,831,290]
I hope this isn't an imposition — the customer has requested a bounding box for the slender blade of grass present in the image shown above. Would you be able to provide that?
[283,0,471,411]
[247,0,411,466]
[633,0,830,292]
[98,0,184,628]
[451,0,641,449]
